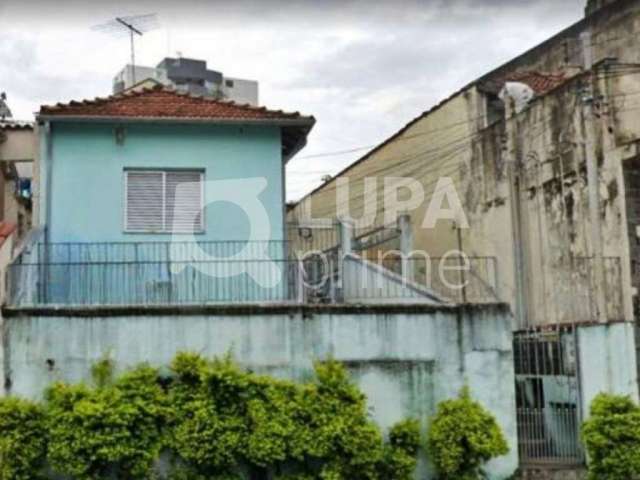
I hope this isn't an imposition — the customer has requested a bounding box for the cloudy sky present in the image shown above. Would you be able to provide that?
[0,0,584,200]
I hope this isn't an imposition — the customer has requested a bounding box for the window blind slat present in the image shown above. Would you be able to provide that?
[125,170,203,233]
[126,171,164,232]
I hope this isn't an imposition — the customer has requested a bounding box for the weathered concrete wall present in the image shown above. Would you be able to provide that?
[577,321,640,416]
[0,128,35,162]
[289,2,640,330]
[468,71,637,327]
[2,304,518,479]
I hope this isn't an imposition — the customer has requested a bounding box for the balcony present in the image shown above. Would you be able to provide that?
[5,220,511,308]
[6,239,454,307]
[7,240,295,306]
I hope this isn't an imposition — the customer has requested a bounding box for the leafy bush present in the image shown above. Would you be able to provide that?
[427,386,508,480]
[381,419,421,480]
[167,353,419,479]
[45,365,169,479]
[0,397,48,480]
[0,353,420,480]
[582,393,640,480]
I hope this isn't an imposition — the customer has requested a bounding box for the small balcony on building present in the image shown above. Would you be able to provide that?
[4,221,507,308]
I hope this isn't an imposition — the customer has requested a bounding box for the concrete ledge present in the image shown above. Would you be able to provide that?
[2,302,511,318]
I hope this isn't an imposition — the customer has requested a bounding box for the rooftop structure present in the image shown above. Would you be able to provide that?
[113,56,259,105]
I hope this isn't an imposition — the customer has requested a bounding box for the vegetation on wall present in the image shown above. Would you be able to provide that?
[426,386,508,480]
[0,355,510,480]
[582,393,640,480]
[0,397,48,480]
[0,353,421,480]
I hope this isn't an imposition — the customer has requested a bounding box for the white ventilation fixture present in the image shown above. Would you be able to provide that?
[125,169,204,233]
[499,82,535,114]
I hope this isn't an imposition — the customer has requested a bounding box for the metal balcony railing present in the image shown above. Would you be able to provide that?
[7,240,298,307]
[5,240,450,307]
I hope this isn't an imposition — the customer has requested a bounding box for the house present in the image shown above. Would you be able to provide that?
[1,86,520,479]
[289,0,640,472]
[0,119,35,240]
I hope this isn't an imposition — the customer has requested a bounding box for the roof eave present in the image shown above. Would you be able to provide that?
[282,119,316,163]
[36,114,315,128]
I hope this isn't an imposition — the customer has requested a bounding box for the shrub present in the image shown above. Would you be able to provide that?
[45,365,168,479]
[0,353,421,480]
[0,397,48,480]
[427,386,508,480]
[582,393,640,480]
[381,419,421,480]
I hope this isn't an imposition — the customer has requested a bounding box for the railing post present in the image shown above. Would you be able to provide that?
[296,259,306,304]
[339,218,354,256]
[398,214,413,283]
[337,219,354,299]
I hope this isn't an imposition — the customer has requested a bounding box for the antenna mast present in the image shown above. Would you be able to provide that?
[92,14,159,85]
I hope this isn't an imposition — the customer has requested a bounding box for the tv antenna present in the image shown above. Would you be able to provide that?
[92,14,159,84]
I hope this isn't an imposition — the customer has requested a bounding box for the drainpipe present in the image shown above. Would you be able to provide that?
[502,95,529,328]
[41,121,52,304]
[43,122,53,240]
[581,32,608,323]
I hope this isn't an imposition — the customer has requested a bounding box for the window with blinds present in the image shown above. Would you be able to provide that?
[124,170,204,233]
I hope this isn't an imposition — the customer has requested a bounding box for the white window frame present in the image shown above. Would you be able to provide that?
[123,168,205,234]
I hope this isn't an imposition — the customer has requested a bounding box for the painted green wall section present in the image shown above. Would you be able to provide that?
[3,305,518,479]
[46,122,283,242]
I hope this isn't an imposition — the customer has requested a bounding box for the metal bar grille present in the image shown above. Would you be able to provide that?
[514,326,584,466]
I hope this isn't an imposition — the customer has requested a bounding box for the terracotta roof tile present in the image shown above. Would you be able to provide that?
[0,120,34,131]
[39,86,313,123]
[504,71,567,95]
[480,71,569,97]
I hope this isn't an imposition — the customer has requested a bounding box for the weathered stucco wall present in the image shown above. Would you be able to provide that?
[464,71,639,327]
[292,64,640,328]
[577,321,640,416]
[290,89,484,255]
[290,0,640,330]
[2,304,518,479]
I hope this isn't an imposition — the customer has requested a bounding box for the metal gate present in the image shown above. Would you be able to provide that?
[513,326,584,465]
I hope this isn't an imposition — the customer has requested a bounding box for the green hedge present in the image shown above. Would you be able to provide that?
[0,353,420,480]
[582,393,640,480]
[0,355,510,480]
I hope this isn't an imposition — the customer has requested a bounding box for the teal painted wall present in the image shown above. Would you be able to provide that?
[46,122,284,243]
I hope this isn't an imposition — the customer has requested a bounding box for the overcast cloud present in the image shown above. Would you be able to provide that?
[0,0,584,199]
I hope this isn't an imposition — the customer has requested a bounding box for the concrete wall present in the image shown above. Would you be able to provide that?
[465,71,638,327]
[1,303,518,479]
[577,321,640,416]
[44,122,283,243]
[0,127,36,162]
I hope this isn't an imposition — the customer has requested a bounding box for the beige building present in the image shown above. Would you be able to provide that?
[289,1,640,469]
[291,0,640,329]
